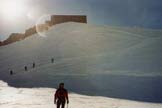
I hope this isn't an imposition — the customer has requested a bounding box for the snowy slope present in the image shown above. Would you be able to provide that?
[0,22,162,103]
[0,80,162,108]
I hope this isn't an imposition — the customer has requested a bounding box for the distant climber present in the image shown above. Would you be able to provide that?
[24,66,28,71]
[33,62,35,68]
[54,83,69,108]
[51,58,54,63]
[10,70,13,75]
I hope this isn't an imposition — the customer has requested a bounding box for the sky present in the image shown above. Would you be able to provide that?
[0,0,162,40]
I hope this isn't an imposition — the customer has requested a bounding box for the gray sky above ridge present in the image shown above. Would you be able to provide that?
[0,0,162,40]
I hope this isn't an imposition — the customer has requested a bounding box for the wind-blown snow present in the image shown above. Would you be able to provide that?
[0,22,162,105]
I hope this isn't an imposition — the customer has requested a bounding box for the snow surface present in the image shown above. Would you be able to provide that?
[0,22,162,107]
[0,80,162,108]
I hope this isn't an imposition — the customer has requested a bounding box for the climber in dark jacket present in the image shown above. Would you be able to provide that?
[51,58,54,63]
[54,83,69,108]
[10,70,13,75]
[33,62,35,68]
[24,66,28,71]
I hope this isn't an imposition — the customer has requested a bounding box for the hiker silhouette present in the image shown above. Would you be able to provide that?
[10,70,13,75]
[54,83,69,108]
[51,58,54,63]
[24,66,28,71]
[33,62,35,68]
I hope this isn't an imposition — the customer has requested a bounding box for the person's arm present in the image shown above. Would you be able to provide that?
[54,90,57,104]
[66,90,69,104]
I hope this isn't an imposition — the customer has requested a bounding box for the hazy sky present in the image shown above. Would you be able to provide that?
[0,0,162,40]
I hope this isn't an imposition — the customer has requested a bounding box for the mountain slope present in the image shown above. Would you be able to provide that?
[0,22,162,102]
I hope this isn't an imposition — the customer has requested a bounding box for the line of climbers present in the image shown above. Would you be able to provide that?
[9,58,55,75]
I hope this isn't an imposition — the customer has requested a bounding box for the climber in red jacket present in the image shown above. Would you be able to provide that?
[54,83,69,108]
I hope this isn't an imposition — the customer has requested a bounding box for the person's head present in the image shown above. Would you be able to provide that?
[59,83,64,89]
